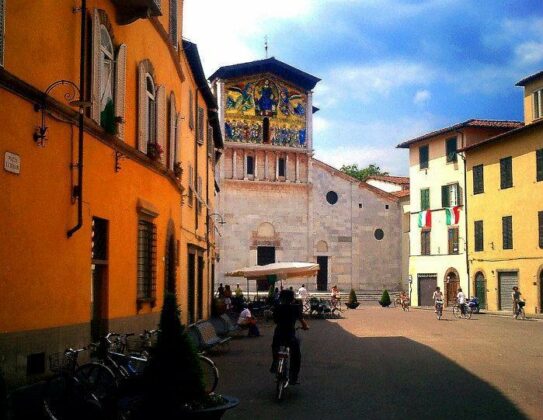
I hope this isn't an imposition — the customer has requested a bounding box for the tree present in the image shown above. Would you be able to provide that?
[379,289,392,307]
[340,163,389,181]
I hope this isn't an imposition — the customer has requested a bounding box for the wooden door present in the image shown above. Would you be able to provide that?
[446,280,459,306]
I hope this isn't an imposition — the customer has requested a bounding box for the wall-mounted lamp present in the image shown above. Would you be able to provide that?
[34,80,91,146]
[209,213,226,225]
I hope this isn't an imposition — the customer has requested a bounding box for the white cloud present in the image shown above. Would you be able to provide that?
[515,42,543,65]
[313,115,330,134]
[413,89,431,105]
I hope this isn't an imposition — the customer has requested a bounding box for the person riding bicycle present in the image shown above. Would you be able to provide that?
[457,287,467,315]
[270,289,309,385]
[511,286,523,317]
[432,287,443,313]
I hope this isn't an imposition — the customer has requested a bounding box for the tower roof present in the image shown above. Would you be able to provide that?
[209,57,320,91]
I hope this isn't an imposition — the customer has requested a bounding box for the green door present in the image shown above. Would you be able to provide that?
[475,273,486,309]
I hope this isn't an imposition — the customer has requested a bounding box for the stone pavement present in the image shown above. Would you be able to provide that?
[212,305,543,420]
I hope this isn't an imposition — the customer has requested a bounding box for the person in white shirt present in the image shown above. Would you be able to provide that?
[297,284,308,301]
[432,287,443,313]
[457,288,466,314]
[237,304,260,337]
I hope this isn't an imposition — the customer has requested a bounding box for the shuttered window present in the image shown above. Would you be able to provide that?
[419,145,429,169]
[114,44,127,140]
[137,60,156,154]
[502,216,513,250]
[207,124,214,158]
[473,164,484,194]
[539,211,543,249]
[446,137,457,162]
[155,85,166,164]
[537,149,543,182]
[441,183,461,207]
[421,230,431,255]
[534,89,543,120]
[187,165,194,207]
[0,0,5,67]
[169,0,178,48]
[197,107,204,144]
[500,156,513,189]
[420,188,430,210]
[197,176,203,214]
[448,227,459,254]
[137,220,157,301]
[168,93,177,169]
[189,90,194,130]
[474,220,483,252]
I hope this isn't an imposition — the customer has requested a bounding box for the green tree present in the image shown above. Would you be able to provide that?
[379,289,392,307]
[340,163,389,181]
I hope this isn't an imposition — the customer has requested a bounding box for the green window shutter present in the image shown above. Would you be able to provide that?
[441,185,449,208]
[421,189,429,210]
[446,137,457,162]
[536,149,543,182]
[500,157,512,189]
[538,211,543,249]
[502,216,513,249]
[419,145,429,169]
[474,221,483,252]
[473,165,484,194]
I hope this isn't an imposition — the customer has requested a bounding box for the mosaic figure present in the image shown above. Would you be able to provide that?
[226,83,255,114]
[255,79,278,116]
[279,87,303,117]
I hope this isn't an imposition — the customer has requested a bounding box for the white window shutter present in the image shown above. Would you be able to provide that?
[0,0,5,67]
[169,93,176,169]
[137,62,148,153]
[114,44,127,141]
[91,9,102,122]
[156,85,167,165]
[175,112,181,164]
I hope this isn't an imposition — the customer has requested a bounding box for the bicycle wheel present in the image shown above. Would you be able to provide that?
[464,307,472,319]
[452,306,461,318]
[275,359,288,401]
[198,355,219,394]
[76,362,118,402]
[43,375,102,420]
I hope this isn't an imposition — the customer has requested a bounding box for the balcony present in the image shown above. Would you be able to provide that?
[111,0,162,25]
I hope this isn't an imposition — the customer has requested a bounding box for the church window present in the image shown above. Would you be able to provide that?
[263,118,270,143]
[326,191,338,205]
[374,229,384,240]
[246,155,254,176]
[278,157,286,177]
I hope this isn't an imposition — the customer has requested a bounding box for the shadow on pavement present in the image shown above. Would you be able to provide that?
[217,320,527,420]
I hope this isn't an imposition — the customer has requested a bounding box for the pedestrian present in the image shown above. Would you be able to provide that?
[217,283,225,298]
[224,284,232,310]
[237,304,260,337]
[457,287,466,315]
[432,287,443,313]
[297,284,308,302]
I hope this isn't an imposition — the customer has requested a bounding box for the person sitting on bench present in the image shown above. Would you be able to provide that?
[237,304,260,337]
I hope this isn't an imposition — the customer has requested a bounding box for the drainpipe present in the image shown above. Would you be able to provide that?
[456,130,470,298]
[68,0,86,238]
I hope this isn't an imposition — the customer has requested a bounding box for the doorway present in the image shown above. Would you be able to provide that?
[475,272,487,309]
[498,271,518,311]
[164,235,176,295]
[91,217,108,342]
[417,274,436,306]
[257,246,275,291]
[317,256,328,291]
[445,273,459,306]
[197,255,204,320]
[188,251,196,324]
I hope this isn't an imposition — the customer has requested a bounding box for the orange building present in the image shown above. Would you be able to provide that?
[0,0,222,388]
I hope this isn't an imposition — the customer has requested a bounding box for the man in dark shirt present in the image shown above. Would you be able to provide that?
[270,289,309,384]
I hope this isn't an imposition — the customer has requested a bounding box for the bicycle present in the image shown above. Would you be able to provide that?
[452,302,472,319]
[275,327,305,402]
[514,301,526,320]
[42,347,112,420]
[435,300,444,320]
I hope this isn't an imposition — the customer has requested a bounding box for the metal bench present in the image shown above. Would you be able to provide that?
[189,321,231,353]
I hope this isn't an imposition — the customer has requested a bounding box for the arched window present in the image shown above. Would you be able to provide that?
[146,74,156,145]
[263,118,270,143]
[99,26,114,133]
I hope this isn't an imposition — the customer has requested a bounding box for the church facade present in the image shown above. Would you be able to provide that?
[209,58,403,293]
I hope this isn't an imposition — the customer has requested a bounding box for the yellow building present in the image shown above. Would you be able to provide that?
[0,0,222,387]
[463,70,543,315]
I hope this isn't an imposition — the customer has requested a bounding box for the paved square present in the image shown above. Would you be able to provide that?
[213,306,542,420]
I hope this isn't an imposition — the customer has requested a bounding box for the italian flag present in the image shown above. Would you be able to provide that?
[445,206,460,225]
[418,210,432,228]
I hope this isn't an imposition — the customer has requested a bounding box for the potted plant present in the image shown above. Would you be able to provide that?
[345,288,360,309]
[147,142,164,161]
[136,293,238,419]
[378,289,392,307]
[173,161,183,179]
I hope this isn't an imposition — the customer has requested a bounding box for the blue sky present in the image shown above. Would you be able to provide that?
[184,0,543,175]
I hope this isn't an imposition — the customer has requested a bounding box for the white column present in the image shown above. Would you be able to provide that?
[306,91,313,150]
[285,154,289,182]
[275,153,279,180]
[295,154,299,182]
[243,149,247,180]
[264,151,268,180]
[254,151,258,180]
[217,80,225,139]
[233,149,237,179]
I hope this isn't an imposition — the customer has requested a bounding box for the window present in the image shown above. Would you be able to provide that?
[99,26,114,133]
[196,176,203,214]
[187,165,194,207]
[146,75,156,146]
[263,118,270,143]
[374,229,384,240]
[537,149,543,182]
[197,107,204,144]
[421,230,431,255]
[420,188,430,210]
[419,145,429,169]
[441,183,461,207]
[189,90,194,130]
[278,157,286,177]
[474,220,483,252]
[246,155,254,176]
[446,137,457,163]
[448,227,459,254]
[137,220,157,301]
[502,216,513,249]
[168,92,177,169]
[500,156,513,189]
[207,124,213,158]
[169,0,178,48]
[473,165,484,194]
[534,88,543,120]
[0,0,5,67]
[326,191,338,205]
[539,211,543,249]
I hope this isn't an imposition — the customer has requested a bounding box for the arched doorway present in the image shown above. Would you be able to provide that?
[445,270,459,306]
[164,234,177,295]
[474,272,487,309]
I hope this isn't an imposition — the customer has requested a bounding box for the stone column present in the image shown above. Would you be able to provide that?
[295,153,299,182]
[264,151,268,180]
[243,149,247,180]
[233,149,237,179]
[285,153,289,182]
[254,150,258,180]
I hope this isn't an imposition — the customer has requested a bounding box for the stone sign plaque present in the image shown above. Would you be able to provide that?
[4,152,21,174]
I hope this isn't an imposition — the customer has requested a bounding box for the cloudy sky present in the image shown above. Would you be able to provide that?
[183,0,543,175]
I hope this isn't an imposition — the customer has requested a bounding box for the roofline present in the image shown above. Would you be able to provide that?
[365,175,409,185]
[182,40,217,110]
[516,70,543,87]
[458,118,543,152]
[396,119,523,149]
[311,159,399,202]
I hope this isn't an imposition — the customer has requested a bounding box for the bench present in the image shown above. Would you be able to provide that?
[189,321,231,353]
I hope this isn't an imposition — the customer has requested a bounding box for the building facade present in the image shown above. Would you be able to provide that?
[462,71,543,315]
[0,0,221,387]
[398,120,522,307]
[210,58,403,293]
